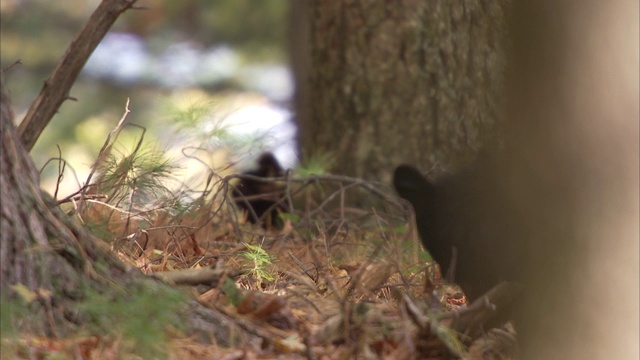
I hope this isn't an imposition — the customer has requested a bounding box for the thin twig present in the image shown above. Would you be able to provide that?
[76,98,131,212]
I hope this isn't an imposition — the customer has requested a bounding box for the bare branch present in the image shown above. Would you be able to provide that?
[18,0,138,151]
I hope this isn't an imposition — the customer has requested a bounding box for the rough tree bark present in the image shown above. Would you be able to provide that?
[2,73,247,345]
[1,74,129,335]
[298,0,509,180]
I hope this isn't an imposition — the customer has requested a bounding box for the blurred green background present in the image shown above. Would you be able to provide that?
[1,0,296,196]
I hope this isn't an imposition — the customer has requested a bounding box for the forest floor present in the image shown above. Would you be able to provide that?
[2,167,517,360]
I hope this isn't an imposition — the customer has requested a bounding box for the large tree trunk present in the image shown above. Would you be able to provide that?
[1,74,125,335]
[504,1,639,359]
[298,0,508,180]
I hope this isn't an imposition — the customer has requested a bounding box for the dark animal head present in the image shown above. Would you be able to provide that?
[256,152,283,177]
[393,165,435,200]
[393,165,439,246]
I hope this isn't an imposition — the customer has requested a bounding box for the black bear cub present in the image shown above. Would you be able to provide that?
[393,156,521,301]
[233,152,287,229]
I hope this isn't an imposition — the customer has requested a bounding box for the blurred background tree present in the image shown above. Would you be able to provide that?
[296,0,509,182]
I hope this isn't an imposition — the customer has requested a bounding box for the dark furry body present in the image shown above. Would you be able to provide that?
[233,153,286,229]
[393,152,523,300]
